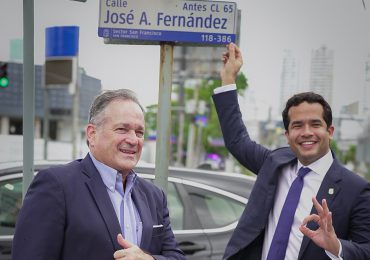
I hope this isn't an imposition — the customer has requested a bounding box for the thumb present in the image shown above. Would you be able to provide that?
[117,234,133,249]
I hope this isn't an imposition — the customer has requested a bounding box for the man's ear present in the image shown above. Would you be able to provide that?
[284,130,289,137]
[86,124,96,146]
[328,125,334,138]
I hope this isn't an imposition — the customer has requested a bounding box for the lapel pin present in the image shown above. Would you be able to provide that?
[328,188,334,195]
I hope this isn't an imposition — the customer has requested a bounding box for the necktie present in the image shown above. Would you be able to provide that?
[266,167,311,260]
[115,173,125,234]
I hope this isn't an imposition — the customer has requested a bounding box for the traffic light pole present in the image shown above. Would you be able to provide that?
[22,0,35,199]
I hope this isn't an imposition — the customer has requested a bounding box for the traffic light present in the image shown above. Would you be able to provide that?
[0,62,9,88]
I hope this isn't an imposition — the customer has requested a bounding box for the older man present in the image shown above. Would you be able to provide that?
[13,89,185,260]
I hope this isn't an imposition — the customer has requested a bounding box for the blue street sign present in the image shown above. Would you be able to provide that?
[98,0,237,45]
[45,26,79,57]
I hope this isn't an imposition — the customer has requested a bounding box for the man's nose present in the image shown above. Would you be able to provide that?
[302,125,313,136]
[124,131,139,144]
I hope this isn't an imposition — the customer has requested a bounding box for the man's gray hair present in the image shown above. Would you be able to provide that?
[88,89,145,126]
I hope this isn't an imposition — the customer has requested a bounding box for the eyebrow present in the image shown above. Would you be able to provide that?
[115,123,144,130]
[290,119,323,125]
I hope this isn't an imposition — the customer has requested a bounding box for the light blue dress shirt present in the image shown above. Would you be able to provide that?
[89,152,143,246]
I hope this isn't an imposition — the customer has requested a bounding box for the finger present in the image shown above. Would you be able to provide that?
[322,199,330,216]
[233,44,243,63]
[301,214,320,226]
[117,234,134,249]
[228,42,236,62]
[113,249,125,259]
[221,52,229,64]
[312,197,324,216]
[300,223,316,238]
[326,211,334,233]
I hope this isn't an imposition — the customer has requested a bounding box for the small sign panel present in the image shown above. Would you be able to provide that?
[45,26,79,58]
[98,0,237,45]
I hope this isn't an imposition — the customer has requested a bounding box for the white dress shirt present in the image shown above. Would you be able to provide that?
[89,152,143,246]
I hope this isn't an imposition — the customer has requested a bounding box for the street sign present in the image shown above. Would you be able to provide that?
[45,26,79,89]
[45,26,79,58]
[98,0,237,45]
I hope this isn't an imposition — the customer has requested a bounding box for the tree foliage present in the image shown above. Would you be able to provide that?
[330,140,357,165]
[200,73,248,157]
[144,72,248,165]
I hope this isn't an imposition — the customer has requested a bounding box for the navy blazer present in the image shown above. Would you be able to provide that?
[12,154,185,260]
[213,90,370,260]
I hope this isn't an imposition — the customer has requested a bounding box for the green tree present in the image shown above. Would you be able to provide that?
[144,72,248,166]
[330,140,343,162]
[330,140,357,165]
[200,73,248,157]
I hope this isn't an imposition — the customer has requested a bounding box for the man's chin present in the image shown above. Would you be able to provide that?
[119,160,138,170]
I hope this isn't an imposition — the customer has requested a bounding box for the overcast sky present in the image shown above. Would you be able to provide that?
[1,0,370,120]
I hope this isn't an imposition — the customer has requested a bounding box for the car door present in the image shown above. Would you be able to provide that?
[182,182,246,260]
[166,180,213,259]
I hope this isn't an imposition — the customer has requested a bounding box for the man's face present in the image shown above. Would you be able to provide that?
[285,102,334,166]
[87,99,145,175]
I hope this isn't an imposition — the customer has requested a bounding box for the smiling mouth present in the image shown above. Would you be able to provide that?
[300,141,316,148]
[119,148,136,155]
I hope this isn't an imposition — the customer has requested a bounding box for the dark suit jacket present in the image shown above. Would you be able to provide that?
[12,154,185,260]
[213,90,370,260]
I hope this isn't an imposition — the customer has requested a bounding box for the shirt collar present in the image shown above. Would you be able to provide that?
[89,152,137,192]
[297,150,334,177]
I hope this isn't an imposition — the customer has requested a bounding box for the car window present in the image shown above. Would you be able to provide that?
[143,177,185,231]
[166,181,184,230]
[185,184,245,229]
[0,177,22,235]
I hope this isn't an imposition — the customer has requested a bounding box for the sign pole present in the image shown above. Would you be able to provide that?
[22,0,35,199]
[154,43,174,194]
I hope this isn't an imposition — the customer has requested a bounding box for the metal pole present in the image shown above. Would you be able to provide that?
[43,88,49,160]
[194,125,203,167]
[175,104,185,166]
[175,47,187,166]
[72,61,80,160]
[22,0,35,199]
[185,84,199,168]
[154,43,174,194]
[175,77,185,166]
[185,122,196,168]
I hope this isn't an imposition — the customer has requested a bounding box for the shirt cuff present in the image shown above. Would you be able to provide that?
[325,239,343,260]
[213,84,237,94]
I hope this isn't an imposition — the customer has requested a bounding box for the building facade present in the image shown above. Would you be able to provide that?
[279,49,300,113]
[309,45,334,105]
[0,62,101,141]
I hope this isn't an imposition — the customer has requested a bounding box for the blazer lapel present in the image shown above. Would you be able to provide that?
[263,155,298,224]
[132,182,153,251]
[81,155,122,251]
[298,159,342,259]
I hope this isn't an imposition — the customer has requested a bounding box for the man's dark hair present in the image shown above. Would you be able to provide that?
[282,92,332,131]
